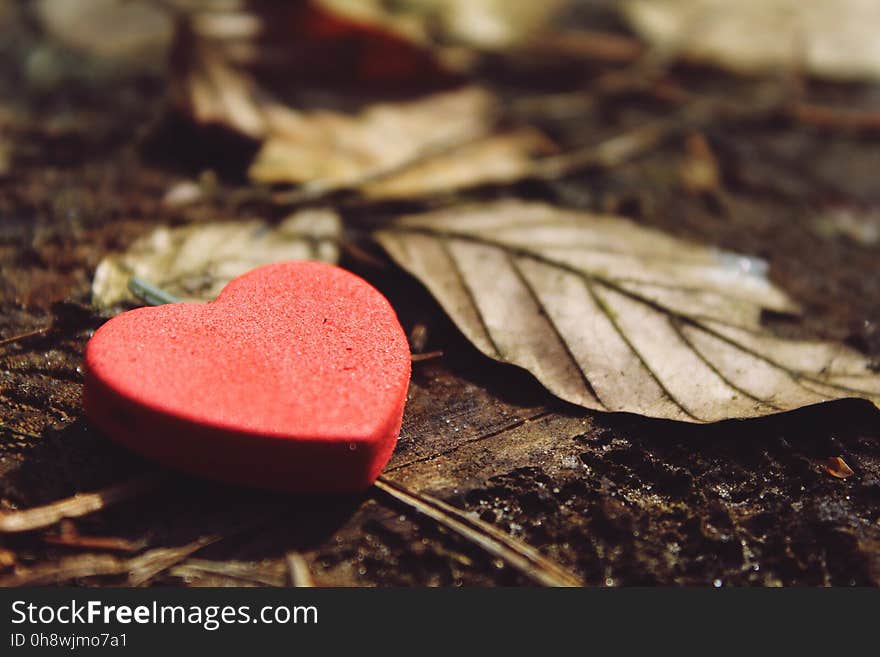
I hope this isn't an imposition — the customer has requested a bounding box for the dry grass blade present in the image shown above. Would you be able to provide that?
[532,120,675,178]
[0,554,128,586]
[171,559,287,587]
[127,534,225,587]
[127,509,285,587]
[376,200,880,422]
[42,533,143,552]
[0,326,51,347]
[374,477,583,587]
[410,350,444,363]
[0,472,167,534]
[0,534,222,587]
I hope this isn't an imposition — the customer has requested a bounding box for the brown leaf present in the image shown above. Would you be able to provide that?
[821,456,855,479]
[375,200,880,422]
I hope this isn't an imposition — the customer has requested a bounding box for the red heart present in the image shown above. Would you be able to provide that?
[83,262,410,492]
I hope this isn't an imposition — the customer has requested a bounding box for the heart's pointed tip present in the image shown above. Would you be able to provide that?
[83,260,410,493]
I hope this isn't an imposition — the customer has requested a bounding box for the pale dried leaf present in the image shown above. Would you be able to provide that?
[623,0,880,81]
[375,200,880,422]
[92,209,341,308]
[248,86,498,187]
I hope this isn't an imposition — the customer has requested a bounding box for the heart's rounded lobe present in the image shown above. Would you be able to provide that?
[83,261,411,492]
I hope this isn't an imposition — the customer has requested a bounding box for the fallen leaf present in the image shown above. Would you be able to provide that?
[358,127,556,199]
[170,0,459,140]
[317,0,570,51]
[623,0,880,81]
[170,4,552,197]
[820,456,855,479]
[375,200,880,422]
[248,86,500,187]
[92,209,341,308]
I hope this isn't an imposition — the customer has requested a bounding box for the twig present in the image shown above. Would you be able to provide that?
[0,535,218,587]
[129,277,181,306]
[128,510,283,587]
[532,120,676,179]
[790,103,880,132]
[0,472,167,534]
[374,477,583,587]
[339,240,389,270]
[172,559,286,587]
[0,326,50,347]
[410,350,443,363]
[127,534,223,586]
[268,127,501,207]
[286,552,315,587]
[524,29,645,64]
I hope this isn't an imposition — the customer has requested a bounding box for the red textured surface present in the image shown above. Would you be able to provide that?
[83,262,411,492]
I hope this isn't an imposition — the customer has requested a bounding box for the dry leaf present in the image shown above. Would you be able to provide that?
[92,209,341,308]
[361,128,557,199]
[248,86,499,188]
[317,0,569,51]
[170,0,459,140]
[821,456,855,479]
[623,0,880,81]
[171,4,551,197]
[375,200,880,422]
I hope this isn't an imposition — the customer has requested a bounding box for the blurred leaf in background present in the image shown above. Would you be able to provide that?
[624,0,880,80]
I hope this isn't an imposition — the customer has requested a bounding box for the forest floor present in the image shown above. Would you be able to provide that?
[1,2,880,586]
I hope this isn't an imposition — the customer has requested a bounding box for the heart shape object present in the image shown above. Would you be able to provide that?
[83,261,411,492]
